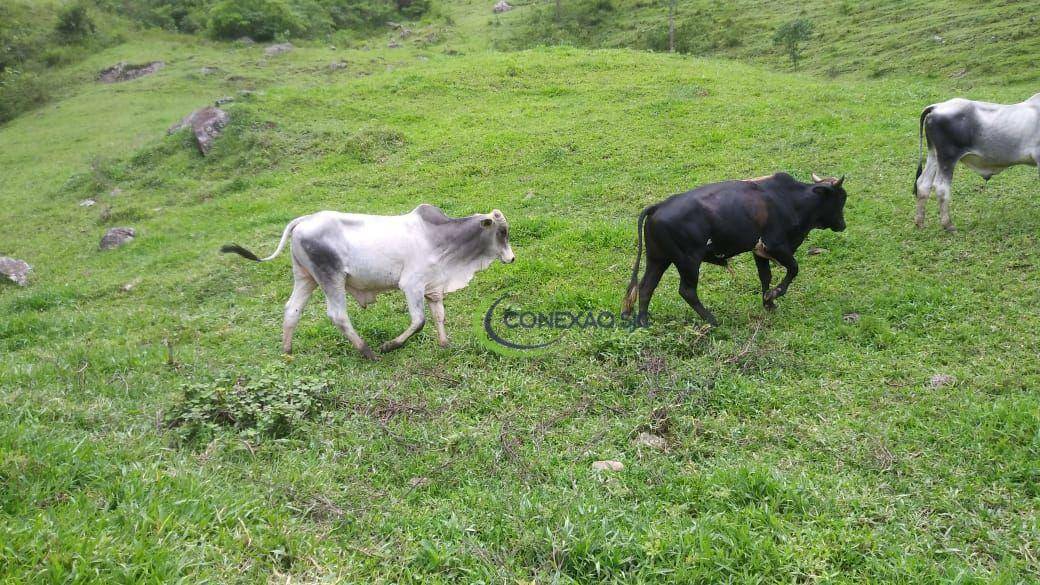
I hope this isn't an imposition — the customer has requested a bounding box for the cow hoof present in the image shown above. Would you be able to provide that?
[359,346,380,361]
[914,219,925,229]
[379,341,401,353]
[764,288,782,302]
[942,224,957,233]
[438,339,450,348]
[763,301,776,311]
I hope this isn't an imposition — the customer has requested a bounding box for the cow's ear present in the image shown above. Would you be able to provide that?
[811,185,833,196]
[481,218,494,227]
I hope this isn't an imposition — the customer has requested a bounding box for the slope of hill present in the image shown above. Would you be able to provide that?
[493,0,1040,86]
[2,3,1039,583]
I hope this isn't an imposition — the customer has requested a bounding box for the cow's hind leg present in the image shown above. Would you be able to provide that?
[635,256,669,327]
[282,267,317,354]
[754,256,775,310]
[322,280,377,360]
[426,292,449,347]
[915,152,939,228]
[674,256,718,326]
[380,284,426,353]
[935,161,957,232]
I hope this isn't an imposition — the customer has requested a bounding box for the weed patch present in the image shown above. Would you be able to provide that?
[165,364,335,444]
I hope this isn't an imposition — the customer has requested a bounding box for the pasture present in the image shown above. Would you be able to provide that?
[1,1,1039,582]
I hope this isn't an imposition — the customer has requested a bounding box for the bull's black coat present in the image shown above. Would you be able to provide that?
[621,173,848,326]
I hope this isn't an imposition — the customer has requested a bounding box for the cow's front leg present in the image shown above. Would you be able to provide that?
[753,255,775,310]
[380,285,426,353]
[426,292,449,347]
[762,247,798,303]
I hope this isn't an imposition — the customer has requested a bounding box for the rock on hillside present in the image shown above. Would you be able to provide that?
[0,257,32,286]
[264,43,293,56]
[168,107,230,155]
[98,62,165,83]
[100,227,135,250]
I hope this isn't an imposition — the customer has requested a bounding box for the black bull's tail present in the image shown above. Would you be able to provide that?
[621,205,656,316]
[914,105,935,194]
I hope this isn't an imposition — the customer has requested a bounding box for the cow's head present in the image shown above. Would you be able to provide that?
[481,209,515,263]
[810,173,847,232]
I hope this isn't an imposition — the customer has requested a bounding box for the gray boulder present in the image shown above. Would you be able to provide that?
[493,0,513,13]
[264,43,293,56]
[0,257,32,286]
[168,107,230,155]
[100,227,135,250]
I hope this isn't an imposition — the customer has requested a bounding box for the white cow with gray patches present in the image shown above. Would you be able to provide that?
[914,93,1040,231]
[222,204,515,360]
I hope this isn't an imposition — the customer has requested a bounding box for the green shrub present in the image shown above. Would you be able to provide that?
[166,364,334,444]
[0,69,50,124]
[773,18,813,65]
[208,0,302,41]
[55,3,96,42]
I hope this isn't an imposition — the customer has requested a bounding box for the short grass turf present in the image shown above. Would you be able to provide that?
[2,26,1040,585]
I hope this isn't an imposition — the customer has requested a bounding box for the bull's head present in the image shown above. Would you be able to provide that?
[481,209,515,263]
[811,174,847,232]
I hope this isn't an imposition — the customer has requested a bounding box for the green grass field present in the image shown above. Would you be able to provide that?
[2,1,1039,582]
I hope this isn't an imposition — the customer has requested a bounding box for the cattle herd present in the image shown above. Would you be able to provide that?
[223,93,1040,360]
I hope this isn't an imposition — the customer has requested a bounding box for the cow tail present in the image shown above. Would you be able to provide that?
[220,217,304,262]
[914,105,935,194]
[622,205,655,316]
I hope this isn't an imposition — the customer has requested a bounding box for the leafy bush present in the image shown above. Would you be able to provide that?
[0,69,50,124]
[166,364,334,444]
[773,18,813,65]
[55,3,96,42]
[208,0,302,41]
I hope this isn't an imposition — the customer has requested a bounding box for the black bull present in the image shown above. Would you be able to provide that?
[621,173,848,326]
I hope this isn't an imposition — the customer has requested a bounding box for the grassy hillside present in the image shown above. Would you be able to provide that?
[493,0,1040,86]
[2,2,1040,583]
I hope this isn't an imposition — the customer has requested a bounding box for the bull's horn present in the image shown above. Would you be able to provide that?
[836,175,845,187]
[811,172,824,183]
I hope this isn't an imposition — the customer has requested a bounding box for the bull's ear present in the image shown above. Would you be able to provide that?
[481,218,494,227]
[811,185,833,196]
[811,172,824,183]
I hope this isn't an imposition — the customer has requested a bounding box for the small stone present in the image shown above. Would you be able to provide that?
[109,187,122,197]
[409,477,430,488]
[808,247,827,256]
[328,61,347,71]
[493,0,513,12]
[100,227,135,250]
[633,433,667,450]
[79,198,96,207]
[0,257,32,286]
[264,43,293,56]
[200,66,221,75]
[387,40,401,49]
[591,460,624,472]
[215,96,235,106]
[121,277,141,292]
[929,374,955,388]
[842,312,860,324]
